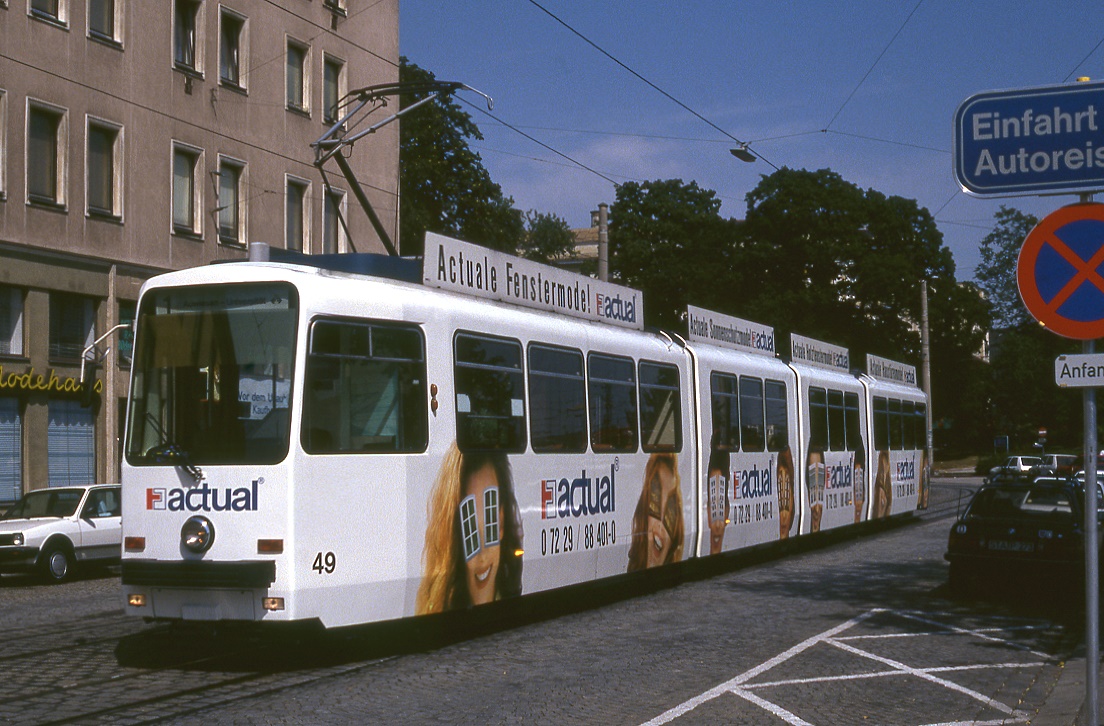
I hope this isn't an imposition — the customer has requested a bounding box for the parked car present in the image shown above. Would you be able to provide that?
[1030,454,1078,478]
[986,455,1043,482]
[0,484,121,582]
[945,479,1094,592]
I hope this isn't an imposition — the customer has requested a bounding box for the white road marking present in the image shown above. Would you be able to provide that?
[642,608,1052,726]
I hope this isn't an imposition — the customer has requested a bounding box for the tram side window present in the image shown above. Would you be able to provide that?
[765,380,788,452]
[303,320,428,454]
[739,376,765,452]
[827,389,846,451]
[640,361,681,453]
[710,372,740,451]
[915,402,927,448]
[844,392,861,451]
[809,387,829,451]
[528,344,586,453]
[589,353,637,453]
[454,333,526,453]
[873,396,889,451]
[903,400,916,450]
[889,398,904,450]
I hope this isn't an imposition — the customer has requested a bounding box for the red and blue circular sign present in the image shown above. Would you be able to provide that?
[1018,203,1104,340]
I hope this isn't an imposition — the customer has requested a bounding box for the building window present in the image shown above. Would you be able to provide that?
[219,8,247,90]
[30,0,66,25]
[323,187,345,253]
[117,300,135,367]
[0,286,24,357]
[27,102,67,208]
[286,40,309,112]
[87,119,122,219]
[174,0,202,73]
[48,400,95,487]
[50,292,95,361]
[172,143,202,236]
[0,398,21,504]
[323,0,346,16]
[285,176,309,252]
[323,54,345,124]
[89,0,120,44]
[218,156,245,245]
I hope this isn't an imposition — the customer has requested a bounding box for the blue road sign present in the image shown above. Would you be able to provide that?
[954,81,1104,197]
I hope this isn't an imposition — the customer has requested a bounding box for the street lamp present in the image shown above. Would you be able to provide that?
[730,144,757,163]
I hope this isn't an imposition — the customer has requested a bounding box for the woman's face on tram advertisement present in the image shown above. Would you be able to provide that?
[706,448,729,555]
[646,459,680,568]
[777,449,795,539]
[874,450,892,519]
[460,463,502,606]
[706,465,727,555]
[918,451,930,509]
[853,453,866,524]
[806,449,825,533]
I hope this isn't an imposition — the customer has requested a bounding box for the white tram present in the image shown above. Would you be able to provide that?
[120,233,927,628]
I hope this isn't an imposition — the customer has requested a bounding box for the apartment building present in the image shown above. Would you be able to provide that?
[0,0,399,502]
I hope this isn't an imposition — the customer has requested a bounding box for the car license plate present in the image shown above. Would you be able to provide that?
[988,540,1034,552]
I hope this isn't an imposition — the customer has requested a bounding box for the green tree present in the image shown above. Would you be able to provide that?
[609,179,740,330]
[975,206,1038,328]
[740,168,959,362]
[399,59,523,256]
[974,206,1083,451]
[518,210,576,264]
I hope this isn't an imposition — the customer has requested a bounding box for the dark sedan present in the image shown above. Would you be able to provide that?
[945,479,1094,592]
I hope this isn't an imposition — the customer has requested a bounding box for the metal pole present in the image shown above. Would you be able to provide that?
[921,280,933,484]
[598,203,609,282]
[1086,336,1100,726]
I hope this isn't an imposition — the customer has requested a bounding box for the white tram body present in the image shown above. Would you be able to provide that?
[120,235,926,629]
[861,355,930,517]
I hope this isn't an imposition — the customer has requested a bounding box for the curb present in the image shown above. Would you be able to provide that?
[1036,656,1088,725]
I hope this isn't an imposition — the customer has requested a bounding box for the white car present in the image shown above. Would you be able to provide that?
[987,456,1043,479]
[0,484,121,582]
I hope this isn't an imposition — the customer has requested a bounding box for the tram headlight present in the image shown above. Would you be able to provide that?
[181,515,215,553]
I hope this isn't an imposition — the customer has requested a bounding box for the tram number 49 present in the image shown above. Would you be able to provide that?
[312,552,336,574]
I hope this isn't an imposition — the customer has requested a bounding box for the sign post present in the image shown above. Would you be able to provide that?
[1016,202,1103,725]
[958,82,1104,721]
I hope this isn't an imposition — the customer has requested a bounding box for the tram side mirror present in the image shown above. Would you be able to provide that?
[80,364,97,408]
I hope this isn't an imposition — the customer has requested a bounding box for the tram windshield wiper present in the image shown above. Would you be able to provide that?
[146,443,204,482]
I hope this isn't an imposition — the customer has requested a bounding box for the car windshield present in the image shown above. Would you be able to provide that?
[2,489,84,519]
[967,486,1073,518]
[125,283,298,466]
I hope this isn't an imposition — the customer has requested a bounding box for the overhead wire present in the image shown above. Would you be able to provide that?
[524,0,778,171]
[824,0,925,131]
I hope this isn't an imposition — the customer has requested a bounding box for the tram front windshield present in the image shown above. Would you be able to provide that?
[125,283,298,466]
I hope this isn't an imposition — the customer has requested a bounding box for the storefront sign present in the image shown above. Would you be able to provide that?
[0,365,103,394]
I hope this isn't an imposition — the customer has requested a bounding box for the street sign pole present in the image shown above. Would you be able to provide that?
[1086,338,1100,726]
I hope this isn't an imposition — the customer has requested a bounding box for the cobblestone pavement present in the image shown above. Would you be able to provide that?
[0,478,1092,725]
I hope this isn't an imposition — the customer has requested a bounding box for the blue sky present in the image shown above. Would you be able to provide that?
[399,1,1104,280]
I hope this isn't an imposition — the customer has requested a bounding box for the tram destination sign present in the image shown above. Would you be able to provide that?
[424,232,644,330]
[866,354,918,387]
[790,334,849,372]
[686,305,775,357]
[954,81,1104,197]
